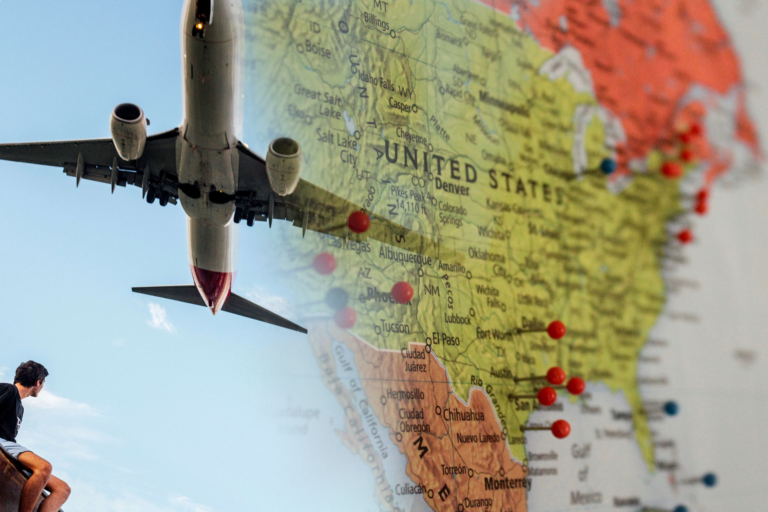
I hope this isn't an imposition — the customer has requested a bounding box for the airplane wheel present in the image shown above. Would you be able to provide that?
[247,210,256,227]
[146,187,156,204]
[234,208,243,224]
[159,190,169,207]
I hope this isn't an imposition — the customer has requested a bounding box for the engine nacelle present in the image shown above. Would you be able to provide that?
[110,103,147,161]
[266,137,302,196]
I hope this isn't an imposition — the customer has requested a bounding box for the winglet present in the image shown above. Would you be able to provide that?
[111,157,119,193]
[142,165,150,198]
[76,153,84,187]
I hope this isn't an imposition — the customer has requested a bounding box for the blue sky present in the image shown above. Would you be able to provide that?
[0,1,379,511]
[4,1,768,512]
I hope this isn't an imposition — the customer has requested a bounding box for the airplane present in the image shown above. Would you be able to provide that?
[0,0,437,334]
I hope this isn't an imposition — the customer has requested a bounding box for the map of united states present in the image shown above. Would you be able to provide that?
[243,0,759,510]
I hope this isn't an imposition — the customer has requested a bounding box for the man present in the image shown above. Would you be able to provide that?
[0,361,71,512]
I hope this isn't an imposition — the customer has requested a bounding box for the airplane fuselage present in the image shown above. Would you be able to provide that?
[178,0,245,314]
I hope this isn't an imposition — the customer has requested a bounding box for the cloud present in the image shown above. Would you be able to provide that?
[66,484,169,512]
[25,390,96,416]
[147,302,176,333]
[16,392,218,512]
[168,494,218,512]
[19,390,107,462]
[64,484,220,512]
[245,286,294,319]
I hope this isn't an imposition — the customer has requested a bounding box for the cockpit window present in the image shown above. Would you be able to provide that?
[192,0,213,38]
[196,0,213,25]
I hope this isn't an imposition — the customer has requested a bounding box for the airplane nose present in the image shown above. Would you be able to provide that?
[190,266,233,315]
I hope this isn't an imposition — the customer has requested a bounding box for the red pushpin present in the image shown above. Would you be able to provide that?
[391,282,414,304]
[516,321,566,340]
[509,387,558,407]
[688,123,703,138]
[553,376,586,395]
[515,367,566,385]
[348,211,370,234]
[521,419,571,439]
[552,420,571,439]
[680,148,695,163]
[697,189,709,203]
[677,229,694,244]
[679,123,702,144]
[547,321,566,339]
[566,377,585,395]
[334,307,357,329]
[538,387,557,406]
[313,252,337,275]
[661,162,683,179]
[695,200,708,215]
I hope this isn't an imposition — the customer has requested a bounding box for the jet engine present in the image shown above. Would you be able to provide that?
[110,103,147,161]
[266,137,302,196]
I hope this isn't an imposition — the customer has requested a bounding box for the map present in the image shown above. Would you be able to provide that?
[241,0,762,510]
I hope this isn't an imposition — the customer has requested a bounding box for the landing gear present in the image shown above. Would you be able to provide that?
[247,210,256,227]
[146,187,156,204]
[234,207,243,224]
[159,190,170,207]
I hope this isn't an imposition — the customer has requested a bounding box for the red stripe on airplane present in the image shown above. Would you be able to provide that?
[191,266,233,315]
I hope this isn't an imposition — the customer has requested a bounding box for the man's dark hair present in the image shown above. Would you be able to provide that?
[14,361,49,387]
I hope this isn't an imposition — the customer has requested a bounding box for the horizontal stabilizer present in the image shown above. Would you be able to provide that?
[132,285,307,334]
[133,285,205,306]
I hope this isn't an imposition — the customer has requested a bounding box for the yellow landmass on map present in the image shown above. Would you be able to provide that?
[245,0,684,477]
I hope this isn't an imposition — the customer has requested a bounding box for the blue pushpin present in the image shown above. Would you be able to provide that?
[702,472,717,488]
[673,506,688,512]
[600,158,617,175]
[325,287,349,311]
[664,401,679,416]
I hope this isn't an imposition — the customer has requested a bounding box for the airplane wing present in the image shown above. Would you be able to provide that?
[0,129,180,204]
[0,131,456,259]
[236,142,455,259]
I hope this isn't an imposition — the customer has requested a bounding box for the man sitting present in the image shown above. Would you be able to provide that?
[0,361,71,512]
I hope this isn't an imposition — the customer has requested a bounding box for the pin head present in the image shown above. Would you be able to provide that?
[313,252,337,275]
[348,211,371,233]
[325,288,349,311]
[677,230,694,244]
[695,200,708,215]
[334,307,357,329]
[547,367,567,386]
[600,158,617,175]
[663,401,679,416]
[688,123,703,137]
[673,506,689,512]
[537,387,557,407]
[567,377,586,395]
[547,321,567,340]
[661,162,683,179]
[697,189,709,203]
[552,420,571,439]
[391,281,414,304]
[702,473,717,488]
[680,148,695,163]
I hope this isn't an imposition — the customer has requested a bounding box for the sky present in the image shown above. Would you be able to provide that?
[3,1,768,512]
[0,1,380,511]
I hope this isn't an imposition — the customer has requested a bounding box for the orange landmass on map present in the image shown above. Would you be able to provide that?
[483,0,760,180]
[310,324,397,509]
[322,323,530,512]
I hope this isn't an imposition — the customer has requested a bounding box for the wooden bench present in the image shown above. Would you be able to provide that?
[0,447,59,512]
